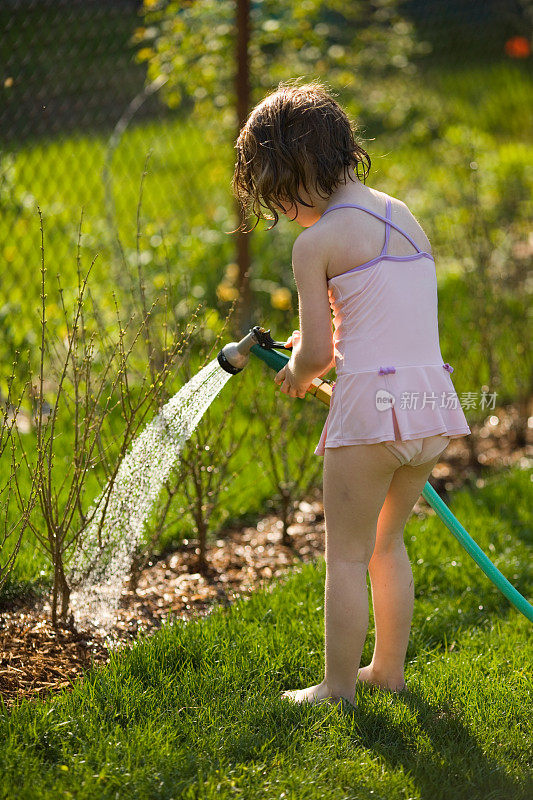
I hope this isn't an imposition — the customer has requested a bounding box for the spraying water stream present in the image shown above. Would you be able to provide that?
[68,358,233,635]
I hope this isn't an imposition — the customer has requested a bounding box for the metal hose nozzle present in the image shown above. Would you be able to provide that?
[217,326,292,375]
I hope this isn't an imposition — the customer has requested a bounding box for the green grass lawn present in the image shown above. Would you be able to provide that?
[1,465,531,799]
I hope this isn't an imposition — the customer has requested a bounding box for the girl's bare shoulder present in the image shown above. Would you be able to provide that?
[310,189,433,279]
[291,225,329,274]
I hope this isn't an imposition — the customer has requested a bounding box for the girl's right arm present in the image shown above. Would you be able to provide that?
[285,331,334,378]
[318,356,335,378]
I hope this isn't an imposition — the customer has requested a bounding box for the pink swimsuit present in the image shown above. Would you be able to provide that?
[314,195,471,462]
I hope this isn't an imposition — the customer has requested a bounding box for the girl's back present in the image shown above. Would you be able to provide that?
[319,188,432,281]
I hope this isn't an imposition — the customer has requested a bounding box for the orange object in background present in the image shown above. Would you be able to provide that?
[504,36,531,58]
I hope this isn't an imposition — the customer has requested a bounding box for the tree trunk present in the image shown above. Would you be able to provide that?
[235,0,252,336]
[513,390,532,449]
[59,561,71,623]
[51,539,71,627]
[51,559,59,627]
[235,203,252,336]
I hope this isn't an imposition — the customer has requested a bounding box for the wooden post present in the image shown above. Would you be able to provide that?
[235,0,252,336]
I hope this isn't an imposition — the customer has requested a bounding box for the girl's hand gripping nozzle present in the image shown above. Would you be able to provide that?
[217,326,334,406]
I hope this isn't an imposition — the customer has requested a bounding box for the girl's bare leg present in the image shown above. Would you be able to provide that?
[359,452,443,691]
[281,441,400,707]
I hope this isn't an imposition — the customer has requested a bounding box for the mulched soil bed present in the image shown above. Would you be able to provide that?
[1,402,531,710]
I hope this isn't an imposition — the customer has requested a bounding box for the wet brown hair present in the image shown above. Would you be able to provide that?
[231,79,371,233]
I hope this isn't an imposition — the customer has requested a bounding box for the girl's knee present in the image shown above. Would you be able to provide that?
[369,537,406,562]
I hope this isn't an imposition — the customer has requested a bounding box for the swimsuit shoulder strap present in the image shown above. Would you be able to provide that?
[381,196,391,257]
[321,195,422,254]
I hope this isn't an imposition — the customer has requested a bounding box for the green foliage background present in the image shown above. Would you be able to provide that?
[0,1,531,600]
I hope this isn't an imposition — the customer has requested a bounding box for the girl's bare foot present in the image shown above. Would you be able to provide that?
[357,665,407,693]
[281,680,356,708]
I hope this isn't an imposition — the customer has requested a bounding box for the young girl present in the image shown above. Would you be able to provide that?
[232,80,471,709]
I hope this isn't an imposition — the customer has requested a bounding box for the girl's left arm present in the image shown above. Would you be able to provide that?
[274,231,334,398]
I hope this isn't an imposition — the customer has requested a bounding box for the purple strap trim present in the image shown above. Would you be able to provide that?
[327,251,434,283]
[321,196,423,254]
[379,364,452,374]
[381,197,391,257]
